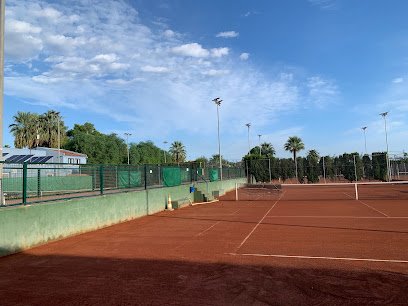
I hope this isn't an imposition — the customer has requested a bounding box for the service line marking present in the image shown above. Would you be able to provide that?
[235,191,285,252]
[226,252,408,264]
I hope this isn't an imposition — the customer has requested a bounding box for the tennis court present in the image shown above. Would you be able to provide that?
[1,183,408,305]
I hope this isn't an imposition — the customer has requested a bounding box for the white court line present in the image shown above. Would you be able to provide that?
[265,215,408,219]
[197,221,221,236]
[226,252,408,264]
[342,192,390,217]
[235,191,285,252]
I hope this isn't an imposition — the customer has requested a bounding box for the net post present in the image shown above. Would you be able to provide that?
[354,183,358,200]
[235,183,238,201]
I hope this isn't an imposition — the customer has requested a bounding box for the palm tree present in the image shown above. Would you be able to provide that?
[261,142,275,157]
[169,141,186,164]
[9,112,39,148]
[40,110,66,148]
[307,149,319,162]
[284,136,305,179]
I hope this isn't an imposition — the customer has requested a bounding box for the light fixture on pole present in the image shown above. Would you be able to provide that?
[245,123,251,155]
[258,134,262,156]
[212,97,223,180]
[379,112,390,181]
[163,141,168,163]
[361,126,368,155]
[124,132,131,165]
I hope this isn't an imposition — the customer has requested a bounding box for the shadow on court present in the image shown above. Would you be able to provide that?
[0,252,407,305]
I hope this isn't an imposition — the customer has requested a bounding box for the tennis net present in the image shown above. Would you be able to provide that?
[228,181,408,201]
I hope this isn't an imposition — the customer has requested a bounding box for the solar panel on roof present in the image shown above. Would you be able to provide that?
[29,156,42,163]
[14,155,33,163]
[6,155,23,163]
[38,156,53,163]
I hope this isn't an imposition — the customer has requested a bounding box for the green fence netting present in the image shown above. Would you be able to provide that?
[118,170,142,188]
[209,169,219,182]
[163,167,181,187]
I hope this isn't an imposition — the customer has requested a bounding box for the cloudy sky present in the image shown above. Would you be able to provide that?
[4,0,408,160]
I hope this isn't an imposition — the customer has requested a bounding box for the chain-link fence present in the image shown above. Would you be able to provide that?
[0,161,246,206]
[245,153,408,184]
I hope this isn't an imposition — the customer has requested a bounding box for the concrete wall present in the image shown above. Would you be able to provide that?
[0,178,245,257]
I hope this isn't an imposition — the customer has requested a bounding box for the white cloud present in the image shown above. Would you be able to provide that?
[308,0,337,10]
[141,65,169,73]
[392,77,404,84]
[216,31,239,38]
[202,69,229,76]
[7,19,42,33]
[307,76,339,107]
[240,53,249,60]
[211,47,229,58]
[4,0,343,159]
[171,43,210,57]
[163,29,175,38]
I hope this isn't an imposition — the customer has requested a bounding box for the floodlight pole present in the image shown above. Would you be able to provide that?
[361,126,367,155]
[124,132,131,165]
[353,154,358,182]
[212,98,223,180]
[245,123,251,154]
[322,156,326,183]
[0,0,5,205]
[380,112,390,181]
[258,134,262,156]
[163,141,168,164]
[57,115,60,163]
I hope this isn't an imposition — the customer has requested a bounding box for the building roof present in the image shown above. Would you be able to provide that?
[35,147,88,158]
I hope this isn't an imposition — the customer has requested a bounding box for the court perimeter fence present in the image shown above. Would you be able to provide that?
[0,161,246,206]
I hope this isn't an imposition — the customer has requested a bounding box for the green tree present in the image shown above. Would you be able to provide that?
[9,112,39,148]
[306,150,320,183]
[249,142,275,158]
[284,136,305,181]
[195,156,208,168]
[129,141,165,165]
[169,141,186,164]
[64,123,126,164]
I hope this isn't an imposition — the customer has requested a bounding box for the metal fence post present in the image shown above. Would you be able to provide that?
[144,164,147,189]
[37,169,41,198]
[99,165,104,195]
[22,162,28,205]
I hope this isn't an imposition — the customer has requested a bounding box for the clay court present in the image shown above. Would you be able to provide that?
[1,184,408,305]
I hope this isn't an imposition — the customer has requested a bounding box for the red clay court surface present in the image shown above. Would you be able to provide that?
[1,187,408,305]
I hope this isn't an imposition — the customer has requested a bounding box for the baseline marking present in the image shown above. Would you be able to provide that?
[235,191,285,252]
[226,252,408,264]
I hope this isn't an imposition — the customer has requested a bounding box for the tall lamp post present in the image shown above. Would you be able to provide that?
[163,141,168,163]
[245,123,251,154]
[379,112,390,181]
[124,132,131,165]
[361,126,368,155]
[258,134,262,156]
[212,97,223,180]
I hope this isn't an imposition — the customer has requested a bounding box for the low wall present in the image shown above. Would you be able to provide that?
[0,178,245,257]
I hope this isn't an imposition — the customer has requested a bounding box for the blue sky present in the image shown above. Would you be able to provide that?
[4,0,408,161]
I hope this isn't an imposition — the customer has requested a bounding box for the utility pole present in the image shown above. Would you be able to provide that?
[163,141,168,163]
[361,126,367,155]
[245,123,251,154]
[379,112,391,181]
